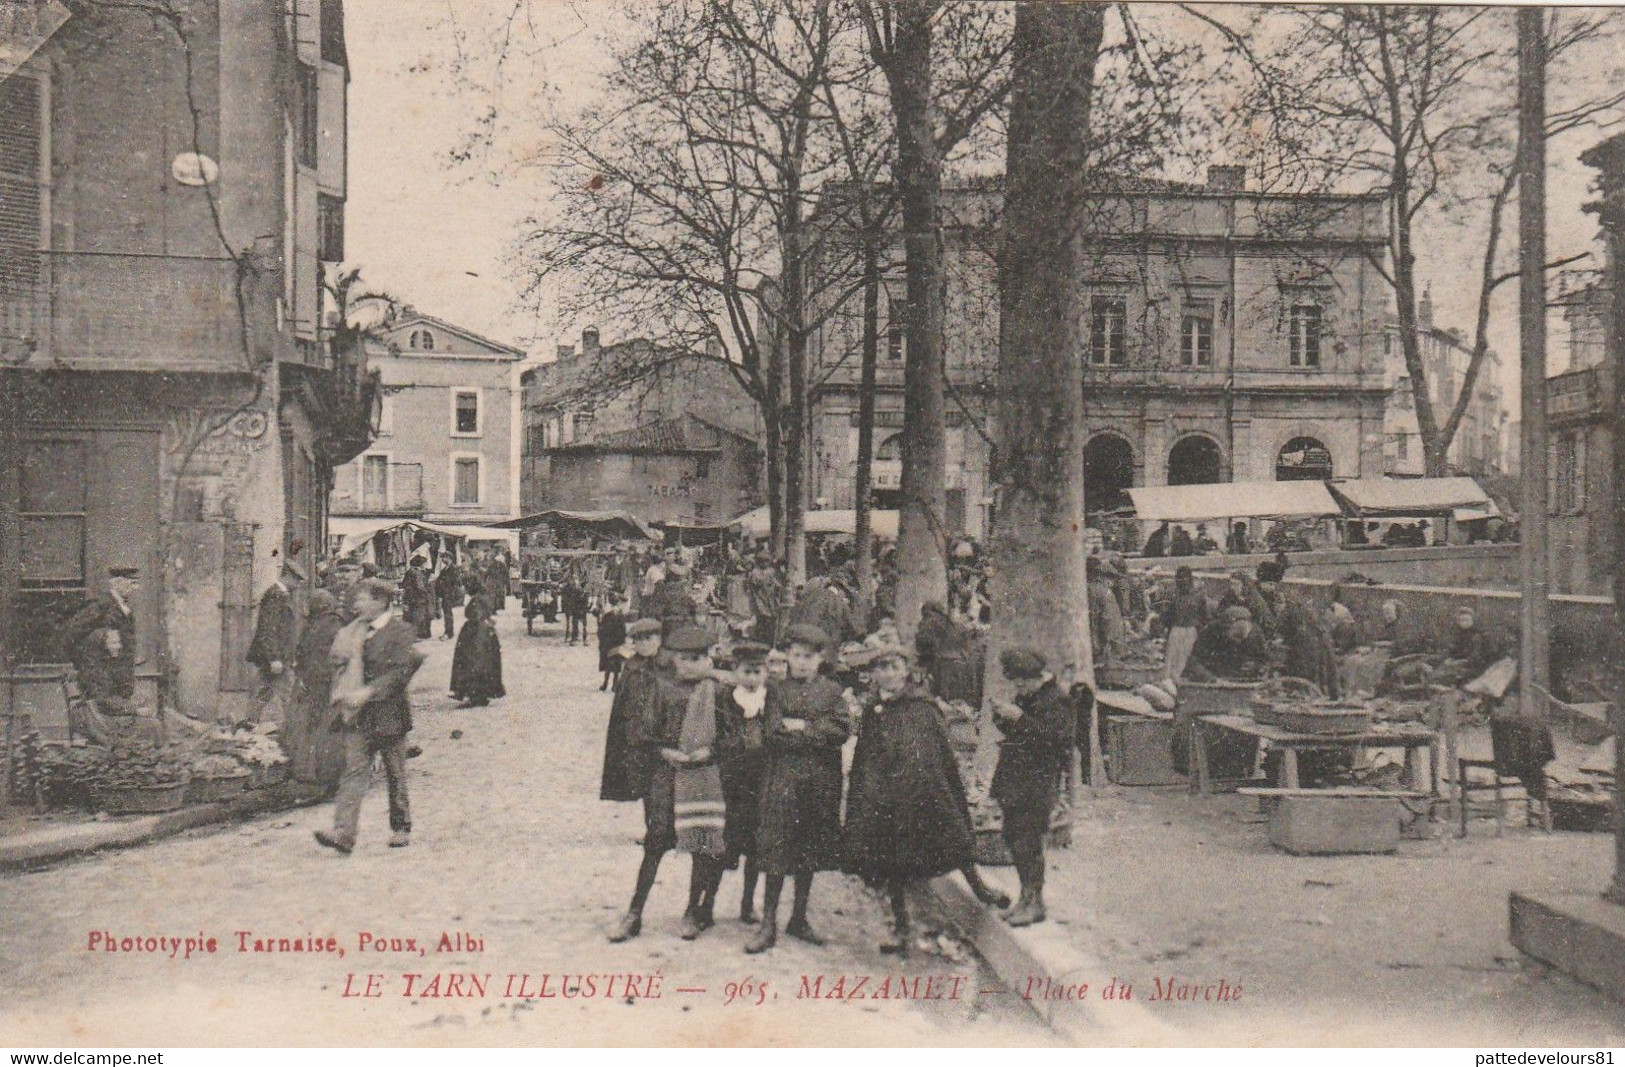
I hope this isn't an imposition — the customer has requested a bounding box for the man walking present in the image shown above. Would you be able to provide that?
[316,579,425,854]
[246,559,305,725]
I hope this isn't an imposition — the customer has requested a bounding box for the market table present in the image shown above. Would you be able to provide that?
[1190,714,1439,795]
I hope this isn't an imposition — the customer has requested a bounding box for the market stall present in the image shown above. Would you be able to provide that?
[328,518,474,574]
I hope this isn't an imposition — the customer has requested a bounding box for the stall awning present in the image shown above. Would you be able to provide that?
[728,507,900,540]
[1328,477,1490,517]
[1125,481,1340,523]
[490,509,657,541]
[330,517,473,558]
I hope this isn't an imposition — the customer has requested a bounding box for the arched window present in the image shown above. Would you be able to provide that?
[419,329,436,351]
[1083,433,1135,513]
[1276,436,1332,481]
[408,330,421,349]
[876,432,904,462]
[1168,435,1223,486]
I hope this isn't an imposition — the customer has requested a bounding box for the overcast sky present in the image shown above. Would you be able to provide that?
[343,0,1618,400]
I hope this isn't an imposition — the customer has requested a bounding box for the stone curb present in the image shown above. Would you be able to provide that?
[0,785,326,870]
[927,871,1177,1045]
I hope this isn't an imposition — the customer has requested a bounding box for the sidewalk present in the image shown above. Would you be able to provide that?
[0,782,324,870]
[933,783,1625,1045]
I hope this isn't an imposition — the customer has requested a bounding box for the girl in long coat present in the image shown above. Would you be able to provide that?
[844,645,1009,955]
[747,625,849,954]
[449,595,505,706]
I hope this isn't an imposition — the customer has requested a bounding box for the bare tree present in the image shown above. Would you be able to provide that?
[1231,6,1625,475]
[988,0,1103,777]
[857,0,1010,643]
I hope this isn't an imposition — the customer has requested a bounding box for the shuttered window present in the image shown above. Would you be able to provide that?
[0,74,43,295]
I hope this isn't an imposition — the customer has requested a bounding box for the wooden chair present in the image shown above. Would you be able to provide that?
[1457,756,1523,837]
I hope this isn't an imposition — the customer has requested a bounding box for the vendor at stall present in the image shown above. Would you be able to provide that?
[1184,606,1272,683]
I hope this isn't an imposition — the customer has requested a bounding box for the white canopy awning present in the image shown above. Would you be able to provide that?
[1329,477,1490,516]
[728,507,900,540]
[330,517,478,559]
[1126,481,1341,523]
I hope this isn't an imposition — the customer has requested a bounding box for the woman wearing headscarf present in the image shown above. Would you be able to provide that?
[449,594,505,707]
[293,589,347,792]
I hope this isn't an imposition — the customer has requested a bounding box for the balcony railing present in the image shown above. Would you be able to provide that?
[0,251,242,370]
[330,461,425,517]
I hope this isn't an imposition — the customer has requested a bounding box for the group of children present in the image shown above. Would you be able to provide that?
[598,618,1076,955]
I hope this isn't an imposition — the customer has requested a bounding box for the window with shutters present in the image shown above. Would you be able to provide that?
[0,73,45,299]
[317,193,344,261]
[885,291,905,361]
[452,456,481,506]
[319,0,348,67]
[15,438,87,663]
[295,64,319,168]
[361,454,389,510]
[1180,302,1214,366]
[1288,304,1322,367]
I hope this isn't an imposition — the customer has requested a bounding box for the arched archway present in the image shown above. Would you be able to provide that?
[876,432,904,461]
[1168,435,1223,486]
[1276,435,1333,481]
[1083,433,1135,514]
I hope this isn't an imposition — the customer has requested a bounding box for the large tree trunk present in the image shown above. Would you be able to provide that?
[989,1,1102,718]
[889,0,948,645]
[764,408,786,561]
[783,238,810,588]
[853,234,882,611]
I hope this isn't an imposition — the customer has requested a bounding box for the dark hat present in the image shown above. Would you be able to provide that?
[1223,605,1253,623]
[730,641,770,666]
[784,624,831,651]
[1256,561,1285,584]
[999,647,1046,680]
[627,618,662,638]
[107,566,140,579]
[664,625,713,654]
[357,578,396,604]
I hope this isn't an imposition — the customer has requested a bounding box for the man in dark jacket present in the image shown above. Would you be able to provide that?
[597,596,628,691]
[645,561,697,636]
[991,648,1074,927]
[1186,607,1272,682]
[435,560,464,640]
[316,579,425,854]
[402,556,434,639]
[292,589,346,790]
[563,580,590,645]
[247,560,304,724]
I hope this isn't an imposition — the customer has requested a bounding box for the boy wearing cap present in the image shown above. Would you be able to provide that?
[600,618,663,804]
[707,641,771,925]
[609,625,725,942]
[747,624,850,954]
[991,647,1074,927]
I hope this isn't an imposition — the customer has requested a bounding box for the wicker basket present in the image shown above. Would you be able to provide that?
[186,773,249,804]
[95,781,188,815]
[246,764,290,790]
[1253,702,1372,735]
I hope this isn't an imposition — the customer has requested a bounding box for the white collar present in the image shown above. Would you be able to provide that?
[110,588,131,614]
[368,610,394,633]
[733,685,767,718]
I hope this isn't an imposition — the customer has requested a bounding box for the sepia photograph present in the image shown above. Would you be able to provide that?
[2,0,1625,1050]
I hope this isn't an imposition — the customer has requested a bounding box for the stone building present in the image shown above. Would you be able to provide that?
[519,328,761,519]
[1546,363,1610,595]
[331,310,525,528]
[0,1,372,719]
[806,168,1392,540]
[1382,290,1512,477]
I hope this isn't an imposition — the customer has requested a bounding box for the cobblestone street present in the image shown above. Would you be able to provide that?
[0,611,1051,1047]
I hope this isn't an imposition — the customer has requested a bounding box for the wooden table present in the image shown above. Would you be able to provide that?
[1190,714,1439,795]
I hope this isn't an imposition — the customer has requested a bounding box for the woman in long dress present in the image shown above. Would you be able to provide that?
[449,594,505,706]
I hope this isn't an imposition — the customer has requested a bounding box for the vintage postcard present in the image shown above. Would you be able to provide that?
[2,0,1624,1050]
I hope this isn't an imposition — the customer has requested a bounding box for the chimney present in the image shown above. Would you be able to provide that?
[1206,164,1246,193]
[582,327,601,358]
[1418,286,1434,331]
[556,343,575,361]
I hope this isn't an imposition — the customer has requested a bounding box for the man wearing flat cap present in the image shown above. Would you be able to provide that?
[247,557,306,724]
[990,647,1074,927]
